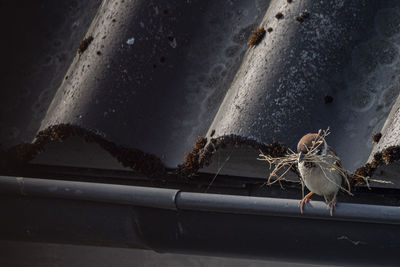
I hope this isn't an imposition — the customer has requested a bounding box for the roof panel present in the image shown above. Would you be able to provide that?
[1,0,400,188]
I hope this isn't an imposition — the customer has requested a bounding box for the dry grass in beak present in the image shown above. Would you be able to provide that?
[258,128,392,195]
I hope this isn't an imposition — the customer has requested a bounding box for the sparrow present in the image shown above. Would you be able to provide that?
[297,133,343,216]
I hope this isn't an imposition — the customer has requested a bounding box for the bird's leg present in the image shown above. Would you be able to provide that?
[298,192,314,214]
[327,194,337,216]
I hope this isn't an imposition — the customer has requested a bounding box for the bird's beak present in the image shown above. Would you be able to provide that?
[298,151,304,162]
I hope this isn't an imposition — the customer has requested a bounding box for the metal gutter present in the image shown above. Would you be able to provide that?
[0,176,178,211]
[2,176,400,265]
[1,176,399,225]
[176,192,400,225]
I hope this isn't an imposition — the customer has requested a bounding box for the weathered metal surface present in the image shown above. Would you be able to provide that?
[1,0,400,184]
[1,179,400,265]
[0,0,102,146]
[38,0,267,168]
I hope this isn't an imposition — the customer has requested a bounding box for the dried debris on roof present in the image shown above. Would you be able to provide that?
[382,146,400,163]
[296,12,310,23]
[248,27,266,46]
[300,11,310,19]
[177,134,288,178]
[78,36,94,55]
[275,12,284,20]
[177,136,208,177]
[1,122,399,193]
[2,124,165,178]
[372,132,382,143]
[352,146,400,186]
[352,146,400,185]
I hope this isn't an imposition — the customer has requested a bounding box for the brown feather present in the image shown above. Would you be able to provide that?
[328,146,337,156]
[297,133,320,153]
[329,146,348,182]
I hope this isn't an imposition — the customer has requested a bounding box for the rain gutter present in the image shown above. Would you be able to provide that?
[1,176,399,225]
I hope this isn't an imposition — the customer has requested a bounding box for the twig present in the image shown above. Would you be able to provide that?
[205,148,233,192]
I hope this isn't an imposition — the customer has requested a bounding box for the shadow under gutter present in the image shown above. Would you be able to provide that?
[0,177,399,265]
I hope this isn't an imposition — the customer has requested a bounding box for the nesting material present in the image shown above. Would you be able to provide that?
[258,129,392,194]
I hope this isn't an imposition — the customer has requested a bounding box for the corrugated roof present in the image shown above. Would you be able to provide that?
[1,0,400,189]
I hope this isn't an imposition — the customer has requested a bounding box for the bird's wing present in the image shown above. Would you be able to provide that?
[328,146,337,156]
[329,146,349,184]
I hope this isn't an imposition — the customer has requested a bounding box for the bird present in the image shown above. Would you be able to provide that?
[297,133,343,216]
